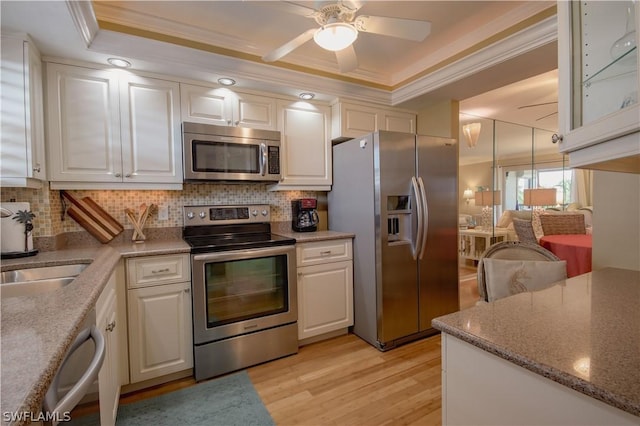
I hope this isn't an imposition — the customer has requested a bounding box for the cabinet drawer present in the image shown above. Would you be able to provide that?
[296,239,352,267]
[126,254,190,289]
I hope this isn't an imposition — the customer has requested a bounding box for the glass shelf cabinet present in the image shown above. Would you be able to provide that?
[557,1,640,173]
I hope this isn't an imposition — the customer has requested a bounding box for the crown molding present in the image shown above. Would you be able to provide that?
[391,15,557,106]
[65,0,99,47]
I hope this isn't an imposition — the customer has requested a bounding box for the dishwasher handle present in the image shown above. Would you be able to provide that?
[43,325,106,425]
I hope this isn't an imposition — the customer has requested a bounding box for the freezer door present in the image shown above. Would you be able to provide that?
[376,131,420,345]
[416,135,459,331]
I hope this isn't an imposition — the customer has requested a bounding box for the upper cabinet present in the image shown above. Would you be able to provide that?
[46,63,182,189]
[271,99,332,191]
[557,1,640,173]
[1,33,46,188]
[180,83,277,130]
[331,101,416,141]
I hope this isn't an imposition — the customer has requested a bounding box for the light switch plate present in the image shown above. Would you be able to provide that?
[158,205,169,221]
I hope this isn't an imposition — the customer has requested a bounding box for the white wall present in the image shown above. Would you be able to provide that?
[592,171,640,271]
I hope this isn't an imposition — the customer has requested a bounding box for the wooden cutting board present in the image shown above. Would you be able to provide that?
[62,191,123,243]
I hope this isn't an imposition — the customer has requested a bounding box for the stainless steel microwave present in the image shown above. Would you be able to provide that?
[183,122,281,182]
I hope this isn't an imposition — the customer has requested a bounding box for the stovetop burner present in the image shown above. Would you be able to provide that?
[182,204,295,253]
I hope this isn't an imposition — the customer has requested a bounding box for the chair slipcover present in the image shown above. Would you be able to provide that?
[476,241,562,302]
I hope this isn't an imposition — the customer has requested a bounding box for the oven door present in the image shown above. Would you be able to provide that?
[191,245,296,344]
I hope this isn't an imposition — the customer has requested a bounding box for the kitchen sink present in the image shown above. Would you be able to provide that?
[1,277,77,298]
[0,264,88,298]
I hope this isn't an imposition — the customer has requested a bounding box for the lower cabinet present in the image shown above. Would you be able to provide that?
[95,271,121,426]
[296,239,354,342]
[126,254,193,384]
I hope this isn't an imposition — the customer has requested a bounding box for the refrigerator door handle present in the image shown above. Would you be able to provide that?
[417,176,429,260]
[411,176,423,260]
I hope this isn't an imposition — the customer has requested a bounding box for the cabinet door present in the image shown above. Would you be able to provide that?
[46,63,122,182]
[120,75,182,183]
[276,100,331,189]
[334,102,378,139]
[98,287,120,426]
[382,111,416,134]
[47,64,122,182]
[557,1,640,166]
[180,83,234,126]
[236,92,277,130]
[25,41,46,181]
[0,36,45,186]
[297,260,353,340]
[128,282,193,383]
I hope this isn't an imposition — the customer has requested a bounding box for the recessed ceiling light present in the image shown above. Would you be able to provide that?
[107,58,131,68]
[218,78,236,86]
[299,93,315,100]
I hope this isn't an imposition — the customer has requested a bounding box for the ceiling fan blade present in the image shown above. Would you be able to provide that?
[355,15,431,41]
[518,101,558,110]
[536,111,558,121]
[335,44,358,73]
[262,28,317,62]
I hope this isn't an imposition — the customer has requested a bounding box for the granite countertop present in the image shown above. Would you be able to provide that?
[432,267,640,417]
[0,238,189,425]
[270,222,355,242]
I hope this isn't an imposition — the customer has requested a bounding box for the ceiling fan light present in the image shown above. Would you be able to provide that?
[314,23,358,51]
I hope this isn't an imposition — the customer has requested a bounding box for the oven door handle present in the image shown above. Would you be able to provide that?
[259,143,268,176]
[192,245,294,263]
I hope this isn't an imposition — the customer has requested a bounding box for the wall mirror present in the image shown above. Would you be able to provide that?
[458,113,590,241]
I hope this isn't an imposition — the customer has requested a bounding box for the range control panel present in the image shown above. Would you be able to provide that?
[183,204,270,227]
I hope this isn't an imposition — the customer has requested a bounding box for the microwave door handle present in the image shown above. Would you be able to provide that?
[260,143,267,176]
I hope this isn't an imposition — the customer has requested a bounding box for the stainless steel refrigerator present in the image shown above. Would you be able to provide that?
[328,130,459,350]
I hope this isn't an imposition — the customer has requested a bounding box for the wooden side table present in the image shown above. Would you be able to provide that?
[459,228,510,261]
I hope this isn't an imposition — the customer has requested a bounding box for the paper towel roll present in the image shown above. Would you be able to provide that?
[1,202,34,253]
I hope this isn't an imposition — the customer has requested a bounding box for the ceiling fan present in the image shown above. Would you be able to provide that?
[517,101,558,121]
[261,1,432,73]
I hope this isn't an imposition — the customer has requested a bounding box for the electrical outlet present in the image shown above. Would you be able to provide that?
[158,205,169,221]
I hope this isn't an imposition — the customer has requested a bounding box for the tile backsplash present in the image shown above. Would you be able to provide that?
[1,184,321,237]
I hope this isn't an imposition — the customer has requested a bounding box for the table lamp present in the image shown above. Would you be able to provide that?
[523,188,557,236]
[474,190,501,230]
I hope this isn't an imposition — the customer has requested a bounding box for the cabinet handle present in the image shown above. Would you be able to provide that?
[106,320,116,332]
[320,250,332,255]
[234,121,239,126]
[115,173,122,178]
[151,268,170,274]
[33,166,41,173]
[551,134,563,144]
[125,173,132,178]
[184,288,190,294]
[227,120,232,126]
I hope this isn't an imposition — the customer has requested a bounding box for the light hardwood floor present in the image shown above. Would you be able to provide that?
[73,266,478,425]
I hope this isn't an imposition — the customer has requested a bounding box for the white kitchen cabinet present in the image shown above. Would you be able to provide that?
[180,83,277,130]
[271,99,332,190]
[556,1,640,173]
[126,254,193,383]
[296,239,354,342]
[331,101,417,141]
[46,63,183,188]
[96,272,121,426]
[0,33,46,188]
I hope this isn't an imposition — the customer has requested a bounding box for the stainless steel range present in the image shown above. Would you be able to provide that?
[183,204,298,381]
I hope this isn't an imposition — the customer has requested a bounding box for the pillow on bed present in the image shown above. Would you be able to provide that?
[483,258,567,302]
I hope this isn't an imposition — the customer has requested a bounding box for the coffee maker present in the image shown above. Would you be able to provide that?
[291,198,319,232]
